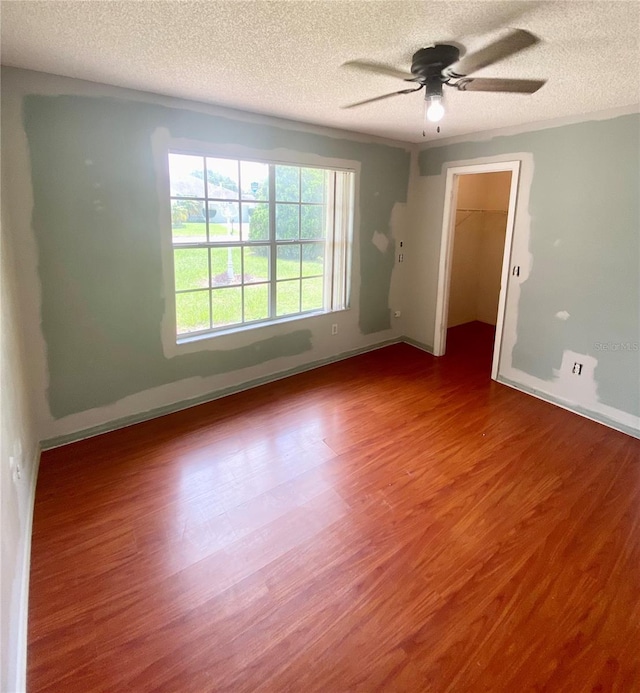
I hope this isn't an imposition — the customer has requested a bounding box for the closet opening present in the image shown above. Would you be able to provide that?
[433,161,520,379]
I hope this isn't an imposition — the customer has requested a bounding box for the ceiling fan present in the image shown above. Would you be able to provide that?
[342,29,546,129]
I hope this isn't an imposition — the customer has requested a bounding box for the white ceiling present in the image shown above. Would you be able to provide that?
[1,1,639,143]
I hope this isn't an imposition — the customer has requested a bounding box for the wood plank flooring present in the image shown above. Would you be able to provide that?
[28,322,640,691]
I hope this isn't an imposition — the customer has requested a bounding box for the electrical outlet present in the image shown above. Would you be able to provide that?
[398,253,404,263]
[331,323,338,335]
[572,362,583,375]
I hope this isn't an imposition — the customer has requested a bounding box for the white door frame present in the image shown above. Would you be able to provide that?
[433,160,521,380]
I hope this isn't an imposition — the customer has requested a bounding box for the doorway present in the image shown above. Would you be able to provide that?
[433,161,520,379]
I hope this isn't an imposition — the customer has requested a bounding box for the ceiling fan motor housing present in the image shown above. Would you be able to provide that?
[411,44,460,94]
[342,30,545,110]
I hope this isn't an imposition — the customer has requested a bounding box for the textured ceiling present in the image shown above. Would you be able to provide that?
[1,1,639,143]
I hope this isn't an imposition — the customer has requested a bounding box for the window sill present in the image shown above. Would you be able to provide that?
[175,308,350,347]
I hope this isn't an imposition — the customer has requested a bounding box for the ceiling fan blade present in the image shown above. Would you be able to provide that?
[342,60,415,82]
[454,77,546,93]
[449,29,540,77]
[342,86,422,109]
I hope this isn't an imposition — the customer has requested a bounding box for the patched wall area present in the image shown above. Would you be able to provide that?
[2,68,410,443]
[410,113,639,434]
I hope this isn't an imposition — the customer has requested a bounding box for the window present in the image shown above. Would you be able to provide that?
[168,152,354,340]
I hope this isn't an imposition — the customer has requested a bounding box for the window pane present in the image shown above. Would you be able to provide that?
[244,283,269,322]
[210,247,241,286]
[301,168,325,203]
[212,287,242,327]
[277,244,300,279]
[174,249,209,291]
[171,200,206,243]
[301,205,324,240]
[176,290,210,334]
[302,243,324,276]
[169,154,205,198]
[205,157,239,200]
[207,201,240,242]
[276,279,300,316]
[243,246,269,283]
[276,203,299,241]
[302,277,324,311]
[171,157,353,340]
[242,202,269,242]
[275,165,299,202]
[241,161,269,201]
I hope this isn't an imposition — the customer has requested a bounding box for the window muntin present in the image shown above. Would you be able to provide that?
[168,152,353,339]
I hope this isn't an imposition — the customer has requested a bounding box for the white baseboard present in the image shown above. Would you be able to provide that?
[14,445,41,693]
[41,339,404,450]
[498,377,640,440]
[401,336,434,354]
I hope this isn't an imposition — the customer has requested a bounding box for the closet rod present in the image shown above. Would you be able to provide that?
[456,207,507,213]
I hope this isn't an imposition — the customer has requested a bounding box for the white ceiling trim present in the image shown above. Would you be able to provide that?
[419,101,640,149]
[3,66,415,151]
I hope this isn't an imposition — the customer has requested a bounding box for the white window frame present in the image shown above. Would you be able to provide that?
[164,145,356,345]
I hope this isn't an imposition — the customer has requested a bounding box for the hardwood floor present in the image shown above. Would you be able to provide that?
[28,322,640,692]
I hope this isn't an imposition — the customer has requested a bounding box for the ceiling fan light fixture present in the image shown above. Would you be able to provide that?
[425,93,445,122]
[342,29,545,133]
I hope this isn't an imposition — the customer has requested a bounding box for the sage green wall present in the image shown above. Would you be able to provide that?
[418,114,640,418]
[22,93,409,420]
